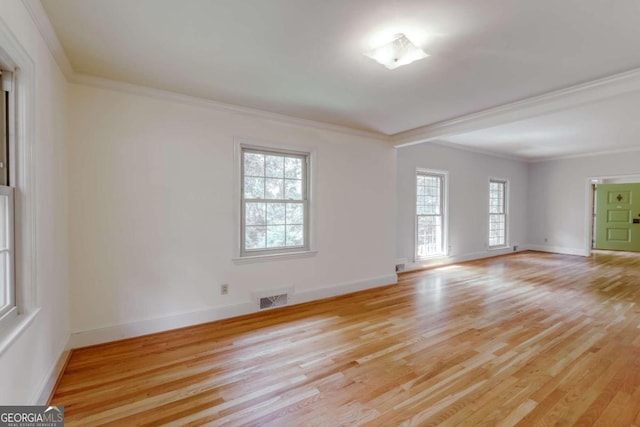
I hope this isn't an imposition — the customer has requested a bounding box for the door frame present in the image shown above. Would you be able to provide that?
[584,173,640,256]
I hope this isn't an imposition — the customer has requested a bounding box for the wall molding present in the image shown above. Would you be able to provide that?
[529,145,640,163]
[24,0,640,157]
[403,247,522,272]
[526,244,589,257]
[34,341,70,405]
[392,67,640,148]
[429,140,529,163]
[69,274,397,349]
[20,0,388,143]
[70,74,390,141]
[20,0,73,76]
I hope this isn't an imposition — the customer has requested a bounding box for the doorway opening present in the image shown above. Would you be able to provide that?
[588,175,640,254]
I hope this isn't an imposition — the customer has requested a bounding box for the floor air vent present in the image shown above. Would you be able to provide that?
[259,293,288,310]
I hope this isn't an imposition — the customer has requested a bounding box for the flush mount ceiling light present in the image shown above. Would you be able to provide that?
[364,33,429,70]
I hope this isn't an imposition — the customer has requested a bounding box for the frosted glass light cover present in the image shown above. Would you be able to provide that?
[364,33,429,70]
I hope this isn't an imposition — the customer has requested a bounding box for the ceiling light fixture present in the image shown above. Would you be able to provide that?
[364,33,429,70]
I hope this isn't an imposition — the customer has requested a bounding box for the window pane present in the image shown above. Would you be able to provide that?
[286,203,304,225]
[245,226,266,250]
[265,155,284,178]
[265,178,284,199]
[267,203,286,225]
[417,215,443,257]
[286,224,304,246]
[267,225,286,248]
[244,152,264,177]
[489,213,506,246]
[284,179,302,200]
[245,202,266,225]
[285,157,302,179]
[489,181,505,214]
[241,148,308,255]
[244,177,264,199]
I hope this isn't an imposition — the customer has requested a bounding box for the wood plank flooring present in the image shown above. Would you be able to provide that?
[51,251,640,426]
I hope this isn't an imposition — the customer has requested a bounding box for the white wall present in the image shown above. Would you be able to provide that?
[0,2,69,404]
[528,151,640,255]
[396,143,529,269]
[67,84,396,345]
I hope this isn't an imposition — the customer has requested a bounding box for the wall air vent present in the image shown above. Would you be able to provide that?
[252,286,293,311]
[259,294,288,310]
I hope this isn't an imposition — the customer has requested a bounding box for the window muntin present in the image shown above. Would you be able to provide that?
[241,148,309,256]
[489,180,507,248]
[416,172,446,258]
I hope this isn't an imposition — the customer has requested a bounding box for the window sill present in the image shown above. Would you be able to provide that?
[0,308,41,357]
[233,250,318,264]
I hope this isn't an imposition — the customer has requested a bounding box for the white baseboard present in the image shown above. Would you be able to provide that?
[69,274,398,349]
[525,244,589,257]
[403,247,521,272]
[33,337,70,404]
[294,274,397,305]
[69,302,255,348]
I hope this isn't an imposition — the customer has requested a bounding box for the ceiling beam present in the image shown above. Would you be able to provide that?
[391,67,640,147]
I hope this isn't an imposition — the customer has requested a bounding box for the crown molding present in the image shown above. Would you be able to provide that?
[529,144,640,163]
[70,73,390,141]
[391,67,640,147]
[22,0,640,151]
[20,0,74,77]
[428,140,530,163]
[22,0,389,142]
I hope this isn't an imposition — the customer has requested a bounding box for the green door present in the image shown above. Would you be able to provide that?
[595,183,640,251]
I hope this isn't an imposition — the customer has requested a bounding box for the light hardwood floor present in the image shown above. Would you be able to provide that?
[51,251,640,426]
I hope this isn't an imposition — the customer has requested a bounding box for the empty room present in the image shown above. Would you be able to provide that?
[1,0,640,425]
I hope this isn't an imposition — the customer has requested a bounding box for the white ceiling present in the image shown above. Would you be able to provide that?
[39,0,640,159]
[443,89,640,160]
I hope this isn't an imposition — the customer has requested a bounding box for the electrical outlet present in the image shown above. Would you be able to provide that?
[221,284,229,295]
[544,238,548,243]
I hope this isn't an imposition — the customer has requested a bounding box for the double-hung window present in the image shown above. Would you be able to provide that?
[416,170,446,259]
[241,147,309,257]
[0,69,15,324]
[488,179,507,248]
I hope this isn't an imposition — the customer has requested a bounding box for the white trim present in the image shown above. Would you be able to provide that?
[72,74,389,141]
[20,0,390,142]
[428,140,529,162]
[33,338,70,404]
[414,168,449,261]
[0,308,39,356]
[0,13,39,332]
[234,137,318,261]
[392,66,640,147]
[20,0,74,76]
[529,145,640,163]
[293,274,397,305]
[404,248,521,272]
[69,274,397,348]
[22,0,640,160]
[233,250,317,264]
[526,244,589,257]
[488,178,509,249]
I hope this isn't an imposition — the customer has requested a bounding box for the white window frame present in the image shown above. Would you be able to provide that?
[488,178,508,249]
[233,138,316,263]
[0,21,38,356]
[415,169,448,260]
